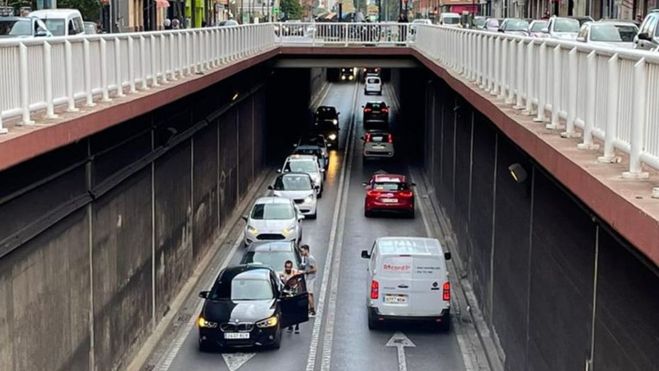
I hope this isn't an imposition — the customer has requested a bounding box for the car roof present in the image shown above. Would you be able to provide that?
[30,9,82,17]
[286,154,318,161]
[366,129,391,135]
[365,101,386,105]
[317,106,336,111]
[595,20,638,26]
[255,196,292,204]
[373,175,405,183]
[247,241,296,253]
[375,237,442,255]
[221,265,273,280]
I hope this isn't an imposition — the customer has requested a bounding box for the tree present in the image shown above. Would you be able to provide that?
[58,0,101,21]
[280,0,301,20]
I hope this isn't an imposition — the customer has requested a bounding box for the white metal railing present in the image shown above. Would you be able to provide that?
[0,24,276,132]
[274,22,411,46]
[414,25,659,176]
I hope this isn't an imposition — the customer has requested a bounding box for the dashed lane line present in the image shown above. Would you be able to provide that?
[305,82,359,371]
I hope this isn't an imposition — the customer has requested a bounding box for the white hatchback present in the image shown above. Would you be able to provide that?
[361,237,452,330]
[364,76,382,95]
[242,197,304,247]
[280,154,325,197]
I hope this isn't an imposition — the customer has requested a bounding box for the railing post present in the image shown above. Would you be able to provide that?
[562,47,578,137]
[534,42,547,122]
[492,37,501,96]
[598,54,619,163]
[128,36,137,93]
[43,41,58,119]
[100,38,111,102]
[344,23,348,46]
[65,40,79,112]
[160,34,169,83]
[578,51,598,150]
[83,39,95,107]
[547,45,562,129]
[139,36,148,89]
[506,38,515,104]
[623,58,649,178]
[115,37,125,97]
[514,39,524,109]
[19,43,34,125]
[499,38,508,100]
[523,40,534,115]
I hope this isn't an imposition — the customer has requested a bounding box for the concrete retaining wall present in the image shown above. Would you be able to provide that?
[418,75,659,371]
[0,68,270,371]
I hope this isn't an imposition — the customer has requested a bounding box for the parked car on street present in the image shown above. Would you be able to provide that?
[29,8,85,36]
[528,20,549,37]
[439,12,461,27]
[0,16,51,38]
[498,18,530,36]
[577,21,638,48]
[545,16,580,40]
[485,17,502,32]
[634,10,659,50]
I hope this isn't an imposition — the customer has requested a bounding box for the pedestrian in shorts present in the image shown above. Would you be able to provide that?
[299,245,317,316]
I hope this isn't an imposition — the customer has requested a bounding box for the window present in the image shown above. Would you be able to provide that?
[590,25,623,42]
[251,203,295,220]
[44,19,65,36]
[530,21,548,32]
[553,18,580,33]
[245,251,297,271]
[367,78,380,84]
[506,19,528,31]
[286,160,317,173]
[373,182,408,191]
[275,174,312,191]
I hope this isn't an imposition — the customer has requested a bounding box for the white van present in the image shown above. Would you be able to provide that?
[29,9,85,36]
[361,237,451,330]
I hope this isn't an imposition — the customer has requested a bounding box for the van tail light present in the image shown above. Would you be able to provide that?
[387,134,393,143]
[442,282,451,301]
[370,280,379,299]
[399,191,413,198]
[364,108,372,113]
[381,107,389,113]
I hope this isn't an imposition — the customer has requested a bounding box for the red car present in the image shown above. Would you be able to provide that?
[363,173,415,218]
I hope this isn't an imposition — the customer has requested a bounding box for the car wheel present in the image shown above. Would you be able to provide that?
[199,338,214,352]
[438,314,451,332]
[364,209,372,218]
[408,209,415,219]
[367,310,378,330]
[309,211,317,220]
[271,327,282,349]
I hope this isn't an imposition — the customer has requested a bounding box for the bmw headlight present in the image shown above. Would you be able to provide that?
[247,225,258,234]
[256,315,278,328]
[304,196,314,204]
[328,133,337,140]
[198,317,218,328]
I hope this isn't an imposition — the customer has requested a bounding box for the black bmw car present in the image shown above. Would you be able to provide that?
[313,106,340,148]
[197,265,309,351]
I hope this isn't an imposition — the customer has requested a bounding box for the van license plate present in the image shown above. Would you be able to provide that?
[384,294,408,304]
[224,332,250,339]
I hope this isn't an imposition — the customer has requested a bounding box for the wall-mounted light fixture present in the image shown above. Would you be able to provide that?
[231,92,239,101]
[508,163,528,184]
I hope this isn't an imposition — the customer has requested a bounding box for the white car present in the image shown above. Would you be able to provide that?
[362,130,394,159]
[439,13,461,27]
[364,76,382,95]
[545,16,580,40]
[242,197,304,246]
[268,172,318,219]
[577,21,638,49]
[280,154,325,197]
[29,9,85,36]
[361,237,452,330]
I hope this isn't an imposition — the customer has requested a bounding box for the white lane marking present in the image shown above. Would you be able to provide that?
[318,83,359,371]
[222,353,257,371]
[156,235,246,371]
[386,332,416,371]
[305,83,358,371]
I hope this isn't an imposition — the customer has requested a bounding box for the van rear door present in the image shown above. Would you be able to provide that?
[378,255,414,316]
[409,255,448,316]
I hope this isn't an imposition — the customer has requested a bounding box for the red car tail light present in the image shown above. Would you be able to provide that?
[442,282,450,301]
[364,133,371,142]
[367,190,380,198]
[370,280,379,299]
[381,107,389,113]
[387,134,393,143]
[399,191,413,197]
[364,108,372,112]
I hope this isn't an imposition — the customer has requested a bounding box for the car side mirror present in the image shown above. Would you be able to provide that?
[314,185,320,190]
[576,36,586,42]
[267,185,274,190]
[199,291,209,299]
[242,215,248,222]
[444,251,452,261]
[497,28,504,32]
[541,27,549,33]
[293,143,298,148]
[410,182,417,187]
[361,250,370,259]
[298,214,305,221]
[638,32,650,40]
[276,169,282,173]
[337,112,341,115]
[320,168,325,172]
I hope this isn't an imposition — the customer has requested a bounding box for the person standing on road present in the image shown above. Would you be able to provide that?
[299,245,317,317]
[280,260,302,334]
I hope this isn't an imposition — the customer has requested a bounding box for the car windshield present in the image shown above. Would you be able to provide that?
[286,160,317,173]
[589,24,626,41]
[613,24,638,41]
[0,20,32,36]
[251,203,294,220]
[294,147,322,158]
[367,133,390,142]
[554,18,580,33]
[373,182,407,191]
[366,103,384,110]
[245,251,296,270]
[530,21,548,32]
[474,18,487,27]
[230,278,273,300]
[444,17,460,25]
[43,19,65,36]
[506,19,529,31]
[316,107,336,118]
[275,174,312,190]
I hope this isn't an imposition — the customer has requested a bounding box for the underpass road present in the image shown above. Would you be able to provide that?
[149,80,470,371]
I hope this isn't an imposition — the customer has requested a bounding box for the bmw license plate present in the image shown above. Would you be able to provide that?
[224,332,250,339]
[382,198,398,203]
[384,294,408,304]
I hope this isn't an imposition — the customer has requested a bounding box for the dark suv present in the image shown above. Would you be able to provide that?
[635,10,659,50]
[362,101,389,129]
[313,106,340,148]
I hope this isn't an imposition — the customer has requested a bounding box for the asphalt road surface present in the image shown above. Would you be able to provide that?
[148,81,469,371]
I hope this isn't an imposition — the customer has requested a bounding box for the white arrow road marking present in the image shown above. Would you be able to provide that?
[386,332,416,371]
[221,352,256,371]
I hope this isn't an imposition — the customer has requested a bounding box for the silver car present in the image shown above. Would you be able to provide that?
[242,197,304,247]
[362,130,395,159]
[268,172,318,219]
[280,154,325,197]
